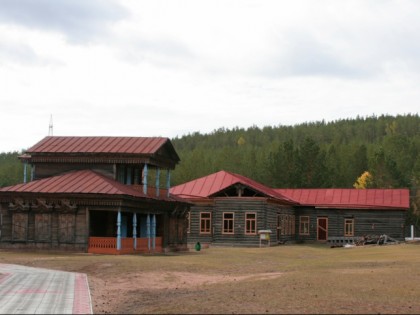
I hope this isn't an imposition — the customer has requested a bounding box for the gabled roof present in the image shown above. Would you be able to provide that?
[27,136,171,155]
[275,188,410,210]
[0,170,184,202]
[23,136,180,169]
[170,170,409,210]
[170,170,296,204]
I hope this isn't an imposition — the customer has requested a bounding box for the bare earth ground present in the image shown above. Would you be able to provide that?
[1,242,420,314]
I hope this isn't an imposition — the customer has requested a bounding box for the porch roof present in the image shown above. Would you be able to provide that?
[0,169,186,203]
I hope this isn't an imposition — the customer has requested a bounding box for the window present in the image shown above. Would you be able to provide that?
[299,216,310,235]
[278,214,296,236]
[223,212,234,234]
[245,212,257,235]
[344,219,354,236]
[200,212,211,234]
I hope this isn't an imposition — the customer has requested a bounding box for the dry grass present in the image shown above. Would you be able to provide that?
[1,243,420,314]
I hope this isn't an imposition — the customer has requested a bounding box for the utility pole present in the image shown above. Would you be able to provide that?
[48,114,53,136]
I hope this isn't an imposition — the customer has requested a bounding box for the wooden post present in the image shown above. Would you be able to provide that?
[143,164,148,195]
[117,210,121,250]
[147,214,151,251]
[166,169,171,198]
[23,162,27,183]
[152,214,156,250]
[31,164,35,181]
[156,168,160,197]
[86,207,90,249]
[133,213,137,250]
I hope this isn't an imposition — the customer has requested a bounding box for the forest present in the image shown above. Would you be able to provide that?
[1,114,419,220]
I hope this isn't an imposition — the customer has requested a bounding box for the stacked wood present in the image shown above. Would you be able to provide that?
[354,234,399,246]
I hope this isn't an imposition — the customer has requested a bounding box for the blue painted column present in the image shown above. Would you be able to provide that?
[143,164,148,195]
[146,214,151,251]
[133,213,137,250]
[155,168,160,197]
[117,210,122,250]
[23,162,27,183]
[152,214,156,250]
[166,169,171,198]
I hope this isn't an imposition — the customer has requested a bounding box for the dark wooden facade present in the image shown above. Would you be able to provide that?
[187,198,295,247]
[172,171,409,247]
[294,207,406,242]
[0,137,190,254]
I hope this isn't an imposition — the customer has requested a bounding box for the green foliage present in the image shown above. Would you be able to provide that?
[0,151,25,187]
[171,114,420,194]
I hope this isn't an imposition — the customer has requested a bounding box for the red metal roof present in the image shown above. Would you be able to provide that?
[170,170,296,204]
[275,189,410,210]
[0,170,183,202]
[26,136,170,155]
[170,170,409,210]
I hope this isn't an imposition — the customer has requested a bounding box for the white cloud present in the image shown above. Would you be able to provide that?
[0,0,128,43]
[0,0,419,152]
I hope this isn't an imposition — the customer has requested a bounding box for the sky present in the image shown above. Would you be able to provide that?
[0,0,419,152]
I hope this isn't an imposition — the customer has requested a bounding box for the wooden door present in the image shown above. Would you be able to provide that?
[317,217,328,241]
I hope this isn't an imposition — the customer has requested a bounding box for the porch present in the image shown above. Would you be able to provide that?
[89,210,163,255]
[88,236,163,254]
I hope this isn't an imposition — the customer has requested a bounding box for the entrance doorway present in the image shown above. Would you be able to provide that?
[317,217,328,241]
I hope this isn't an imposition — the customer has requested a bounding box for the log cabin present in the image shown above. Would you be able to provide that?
[170,170,410,247]
[0,136,190,254]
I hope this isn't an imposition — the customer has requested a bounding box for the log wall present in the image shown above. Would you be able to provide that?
[187,198,293,247]
[0,203,88,251]
[295,207,407,241]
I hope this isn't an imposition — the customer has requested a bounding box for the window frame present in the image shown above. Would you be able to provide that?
[199,212,212,235]
[344,218,354,236]
[245,212,257,235]
[299,216,310,235]
[222,212,235,235]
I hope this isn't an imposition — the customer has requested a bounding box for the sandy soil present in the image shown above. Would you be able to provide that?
[87,265,283,314]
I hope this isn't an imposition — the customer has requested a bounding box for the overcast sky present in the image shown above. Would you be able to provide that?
[0,0,419,152]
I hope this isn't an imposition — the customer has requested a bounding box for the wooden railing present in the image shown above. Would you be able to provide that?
[88,236,163,255]
[88,237,116,251]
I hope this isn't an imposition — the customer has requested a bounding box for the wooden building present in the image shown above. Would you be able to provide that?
[171,170,298,247]
[171,170,410,247]
[0,136,190,254]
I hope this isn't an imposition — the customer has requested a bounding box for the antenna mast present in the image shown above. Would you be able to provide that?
[48,114,53,136]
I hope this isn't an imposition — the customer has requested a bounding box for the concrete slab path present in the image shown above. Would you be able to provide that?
[0,263,92,314]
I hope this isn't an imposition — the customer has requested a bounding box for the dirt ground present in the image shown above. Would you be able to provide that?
[89,269,284,314]
[1,243,420,314]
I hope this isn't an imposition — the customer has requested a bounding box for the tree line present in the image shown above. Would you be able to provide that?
[171,114,419,189]
[1,114,419,222]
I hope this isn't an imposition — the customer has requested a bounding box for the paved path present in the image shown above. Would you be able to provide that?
[0,263,92,314]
